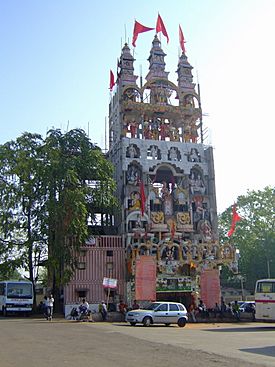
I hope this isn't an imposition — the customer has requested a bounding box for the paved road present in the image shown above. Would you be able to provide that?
[0,318,274,367]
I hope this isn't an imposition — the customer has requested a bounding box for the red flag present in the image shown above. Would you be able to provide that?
[139,180,146,216]
[109,70,115,91]
[227,204,241,237]
[156,14,169,43]
[132,20,154,47]
[179,25,186,53]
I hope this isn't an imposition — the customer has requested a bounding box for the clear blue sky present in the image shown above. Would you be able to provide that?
[1,0,274,212]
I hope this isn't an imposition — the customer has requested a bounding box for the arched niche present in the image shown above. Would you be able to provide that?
[122,86,142,103]
[141,79,179,107]
[126,161,142,185]
[126,144,140,159]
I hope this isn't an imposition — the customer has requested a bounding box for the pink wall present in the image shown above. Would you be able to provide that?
[64,236,125,304]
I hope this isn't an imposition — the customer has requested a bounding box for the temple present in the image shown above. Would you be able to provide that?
[107,34,236,308]
[63,30,237,312]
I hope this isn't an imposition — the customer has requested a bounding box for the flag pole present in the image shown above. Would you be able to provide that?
[105,116,107,152]
[124,24,127,44]
[197,70,203,144]
[107,287,110,309]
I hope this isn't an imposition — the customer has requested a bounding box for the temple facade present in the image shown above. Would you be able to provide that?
[107,34,235,309]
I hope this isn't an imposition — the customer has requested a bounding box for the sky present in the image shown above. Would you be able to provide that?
[1,0,274,213]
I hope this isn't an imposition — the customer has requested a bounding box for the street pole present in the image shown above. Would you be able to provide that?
[240,276,244,301]
[267,260,271,278]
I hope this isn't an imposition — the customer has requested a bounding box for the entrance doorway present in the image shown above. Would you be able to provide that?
[156,292,192,308]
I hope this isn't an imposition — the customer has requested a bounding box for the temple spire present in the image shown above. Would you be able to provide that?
[145,35,169,82]
[117,43,138,87]
[176,52,196,96]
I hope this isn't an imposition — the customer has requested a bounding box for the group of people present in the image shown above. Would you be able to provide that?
[41,294,54,321]
[40,296,140,322]
[189,299,254,322]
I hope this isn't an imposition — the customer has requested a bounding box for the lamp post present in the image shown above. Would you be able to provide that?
[267,260,272,278]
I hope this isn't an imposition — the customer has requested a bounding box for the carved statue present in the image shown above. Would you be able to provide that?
[161,181,173,216]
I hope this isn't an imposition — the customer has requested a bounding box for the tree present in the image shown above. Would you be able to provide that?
[0,129,117,308]
[219,186,275,291]
[0,133,47,305]
[42,129,117,300]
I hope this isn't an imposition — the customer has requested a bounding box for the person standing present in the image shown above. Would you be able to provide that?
[47,294,54,321]
[118,300,127,321]
[99,301,107,321]
[102,301,108,321]
[232,300,240,321]
[131,300,140,310]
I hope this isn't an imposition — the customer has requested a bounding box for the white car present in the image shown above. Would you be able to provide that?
[125,301,188,327]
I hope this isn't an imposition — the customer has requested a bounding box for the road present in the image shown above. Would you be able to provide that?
[0,318,274,367]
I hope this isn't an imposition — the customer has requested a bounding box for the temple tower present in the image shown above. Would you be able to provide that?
[108,35,234,308]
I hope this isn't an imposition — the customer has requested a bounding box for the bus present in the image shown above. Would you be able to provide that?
[255,278,275,321]
[0,280,33,316]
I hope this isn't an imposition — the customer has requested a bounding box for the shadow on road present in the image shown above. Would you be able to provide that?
[206,326,275,333]
[240,346,275,358]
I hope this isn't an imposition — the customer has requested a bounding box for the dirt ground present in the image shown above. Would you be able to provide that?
[0,318,270,367]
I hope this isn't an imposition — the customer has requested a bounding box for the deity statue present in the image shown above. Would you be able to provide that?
[129,120,138,138]
[189,172,206,195]
[128,144,137,158]
[150,145,158,159]
[127,166,139,185]
[189,148,201,162]
[161,181,173,216]
[143,121,151,139]
[190,122,198,143]
[129,191,141,210]
[159,121,167,140]
[169,147,178,161]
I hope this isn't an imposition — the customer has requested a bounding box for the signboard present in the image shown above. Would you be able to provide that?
[135,256,156,301]
[156,277,193,292]
[200,269,221,309]
[103,277,117,289]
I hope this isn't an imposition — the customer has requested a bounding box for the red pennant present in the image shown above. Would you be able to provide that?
[139,180,146,216]
[156,14,169,43]
[109,70,115,91]
[179,25,186,53]
[227,204,241,237]
[132,20,154,47]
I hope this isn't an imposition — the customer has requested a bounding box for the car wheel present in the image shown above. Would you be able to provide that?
[165,323,171,326]
[143,316,152,327]
[177,318,186,327]
[130,322,136,326]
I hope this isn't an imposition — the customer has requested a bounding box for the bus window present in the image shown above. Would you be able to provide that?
[257,282,275,293]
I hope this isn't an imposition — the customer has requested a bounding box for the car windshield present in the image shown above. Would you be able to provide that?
[143,302,162,310]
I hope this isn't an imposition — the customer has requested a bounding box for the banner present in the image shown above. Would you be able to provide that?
[103,277,117,289]
[135,256,156,300]
[156,277,192,292]
[200,269,221,309]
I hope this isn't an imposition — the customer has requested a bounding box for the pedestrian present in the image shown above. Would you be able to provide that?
[42,296,48,319]
[198,299,208,318]
[232,300,240,321]
[220,300,227,318]
[47,294,54,321]
[118,300,127,320]
[213,303,221,318]
[99,301,107,321]
[131,300,140,310]
[189,303,197,322]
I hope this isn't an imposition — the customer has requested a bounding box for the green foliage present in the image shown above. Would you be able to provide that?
[0,133,46,286]
[0,129,117,290]
[219,186,275,291]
